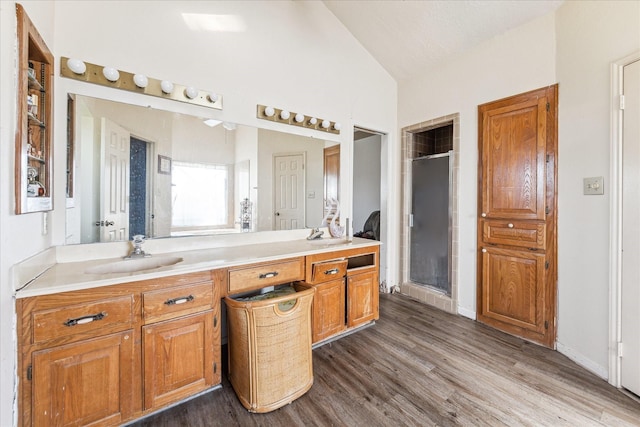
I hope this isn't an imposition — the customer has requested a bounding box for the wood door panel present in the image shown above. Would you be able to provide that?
[481,248,545,334]
[347,271,379,328]
[477,85,557,348]
[32,331,134,427]
[482,220,545,250]
[481,98,547,220]
[143,311,214,410]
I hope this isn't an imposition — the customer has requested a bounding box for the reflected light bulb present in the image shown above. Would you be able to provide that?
[207,93,219,103]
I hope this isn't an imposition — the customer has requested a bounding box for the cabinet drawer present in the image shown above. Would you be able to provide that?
[482,220,545,250]
[32,295,133,344]
[143,282,213,323]
[309,259,347,285]
[228,258,304,294]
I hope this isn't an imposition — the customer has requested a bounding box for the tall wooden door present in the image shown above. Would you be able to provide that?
[273,153,305,230]
[477,85,558,348]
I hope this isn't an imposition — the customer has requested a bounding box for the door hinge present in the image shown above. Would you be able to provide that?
[214,316,217,328]
[545,206,550,215]
[618,342,624,358]
[214,362,217,374]
[544,320,549,329]
[409,214,414,227]
[27,365,32,381]
[546,102,550,112]
[545,261,549,270]
[620,95,625,110]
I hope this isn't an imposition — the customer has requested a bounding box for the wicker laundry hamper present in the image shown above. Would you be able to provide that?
[225,286,314,413]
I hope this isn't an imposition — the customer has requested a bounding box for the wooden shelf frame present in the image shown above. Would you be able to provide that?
[15,4,54,214]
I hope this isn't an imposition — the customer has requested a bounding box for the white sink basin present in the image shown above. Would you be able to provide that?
[85,256,183,274]
[307,238,346,246]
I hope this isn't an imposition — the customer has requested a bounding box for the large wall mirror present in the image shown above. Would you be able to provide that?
[66,95,337,245]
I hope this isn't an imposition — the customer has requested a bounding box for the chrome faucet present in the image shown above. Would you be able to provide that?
[125,235,151,259]
[306,228,324,240]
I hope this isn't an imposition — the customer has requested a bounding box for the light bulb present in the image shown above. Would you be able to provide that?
[160,80,174,94]
[321,119,330,129]
[333,122,342,131]
[264,106,275,117]
[280,110,290,120]
[207,93,219,103]
[184,86,199,99]
[309,117,317,125]
[67,58,86,75]
[102,66,120,82]
[294,113,305,123]
[133,74,148,88]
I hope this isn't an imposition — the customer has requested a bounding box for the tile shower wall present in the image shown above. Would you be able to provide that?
[412,123,453,158]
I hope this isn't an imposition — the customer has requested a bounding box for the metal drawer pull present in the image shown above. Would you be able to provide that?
[324,268,340,275]
[259,271,279,279]
[64,312,107,327]
[508,223,514,228]
[165,295,195,305]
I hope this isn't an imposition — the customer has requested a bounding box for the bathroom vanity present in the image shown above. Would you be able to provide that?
[15,236,379,426]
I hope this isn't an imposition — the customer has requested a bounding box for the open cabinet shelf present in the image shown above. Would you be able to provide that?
[15,4,54,214]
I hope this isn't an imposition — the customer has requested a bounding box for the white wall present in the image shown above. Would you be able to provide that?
[398,12,557,317]
[0,1,396,425]
[555,0,640,378]
[353,134,381,232]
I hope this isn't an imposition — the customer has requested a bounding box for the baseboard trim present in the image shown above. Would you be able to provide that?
[556,341,608,380]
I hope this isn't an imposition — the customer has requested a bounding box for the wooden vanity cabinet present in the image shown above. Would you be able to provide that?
[16,271,220,427]
[303,245,380,344]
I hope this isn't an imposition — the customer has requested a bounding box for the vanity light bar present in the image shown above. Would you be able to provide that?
[60,57,223,110]
[256,104,340,134]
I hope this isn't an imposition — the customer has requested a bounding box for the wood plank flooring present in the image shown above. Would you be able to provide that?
[129,293,640,426]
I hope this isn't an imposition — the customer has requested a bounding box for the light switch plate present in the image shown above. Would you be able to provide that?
[583,176,604,195]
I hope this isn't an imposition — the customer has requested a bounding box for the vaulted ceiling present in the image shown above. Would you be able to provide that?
[323,0,564,82]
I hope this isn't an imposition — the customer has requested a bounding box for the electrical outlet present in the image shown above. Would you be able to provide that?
[583,176,604,195]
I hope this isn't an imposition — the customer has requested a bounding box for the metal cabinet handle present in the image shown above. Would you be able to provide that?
[481,213,487,218]
[64,312,107,327]
[508,223,514,228]
[164,295,194,305]
[259,271,279,279]
[324,268,340,275]
[482,248,487,253]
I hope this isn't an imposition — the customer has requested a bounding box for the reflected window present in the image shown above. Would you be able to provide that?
[171,161,229,230]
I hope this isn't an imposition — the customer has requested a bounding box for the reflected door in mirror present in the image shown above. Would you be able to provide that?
[101,118,130,242]
[274,154,305,230]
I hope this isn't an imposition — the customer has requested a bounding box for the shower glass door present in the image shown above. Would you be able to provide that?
[409,152,452,295]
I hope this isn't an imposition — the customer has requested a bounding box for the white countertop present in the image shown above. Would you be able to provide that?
[16,236,380,298]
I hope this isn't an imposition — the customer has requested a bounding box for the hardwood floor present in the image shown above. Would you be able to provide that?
[129,293,640,426]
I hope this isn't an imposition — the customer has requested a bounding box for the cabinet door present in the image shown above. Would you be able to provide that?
[479,247,547,337]
[143,310,216,410]
[479,95,548,221]
[312,279,346,342]
[32,330,134,427]
[347,271,379,328]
